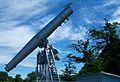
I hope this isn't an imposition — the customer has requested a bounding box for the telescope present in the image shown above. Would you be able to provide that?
[5,2,73,72]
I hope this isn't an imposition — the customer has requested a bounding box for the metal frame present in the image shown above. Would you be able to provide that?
[36,42,60,82]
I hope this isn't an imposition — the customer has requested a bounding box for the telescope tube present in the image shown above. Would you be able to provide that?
[5,6,73,72]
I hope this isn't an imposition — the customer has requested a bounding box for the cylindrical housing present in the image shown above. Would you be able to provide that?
[5,6,73,72]
[37,51,47,64]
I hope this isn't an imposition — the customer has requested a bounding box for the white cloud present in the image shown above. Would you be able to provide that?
[19,57,36,67]
[0,25,36,66]
[0,21,20,29]
[112,7,120,22]
[0,53,12,64]
[78,0,120,24]
[0,47,16,64]
[31,14,54,30]
[103,0,120,6]
[84,18,93,24]
[0,0,49,21]
[0,25,35,49]
[49,21,88,42]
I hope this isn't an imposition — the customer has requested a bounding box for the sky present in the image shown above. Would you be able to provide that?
[0,0,120,79]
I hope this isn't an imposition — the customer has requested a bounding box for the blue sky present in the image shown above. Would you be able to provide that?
[0,0,120,78]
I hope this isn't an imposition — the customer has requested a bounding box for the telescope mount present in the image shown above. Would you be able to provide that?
[36,40,60,82]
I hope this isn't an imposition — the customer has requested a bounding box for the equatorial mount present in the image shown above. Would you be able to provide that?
[36,40,60,82]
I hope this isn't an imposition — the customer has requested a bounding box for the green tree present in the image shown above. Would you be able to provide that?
[23,78,29,82]
[14,74,23,82]
[8,76,14,82]
[69,19,120,75]
[24,71,36,82]
[60,54,76,81]
[0,71,8,82]
[69,39,105,75]
[90,19,120,75]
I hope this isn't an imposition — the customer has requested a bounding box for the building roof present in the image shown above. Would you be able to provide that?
[77,71,120,79]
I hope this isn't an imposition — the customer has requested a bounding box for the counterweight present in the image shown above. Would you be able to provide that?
[5,5,73,72]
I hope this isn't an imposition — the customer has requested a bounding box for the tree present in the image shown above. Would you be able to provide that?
[0,71,8,82]
[60,54,76,81]
[14,74,23,82]
[90,19,120,75]
[8,76,14,82]
[69,39,105,75]
[24,71,36,82]
[69,19,120,75]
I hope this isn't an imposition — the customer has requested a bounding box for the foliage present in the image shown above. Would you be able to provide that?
[60,54,76,81]
[89,19,120,75]
[14,74,23,82]
[8,76,14,82]
[69,19,120,75]
[0,71,37,82]
[69,39,105,75]
[23,71,36,82]
[0,71,8,82]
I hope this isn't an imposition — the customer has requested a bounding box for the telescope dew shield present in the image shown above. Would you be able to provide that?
[5,6,73,72]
